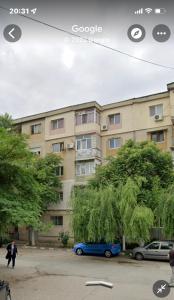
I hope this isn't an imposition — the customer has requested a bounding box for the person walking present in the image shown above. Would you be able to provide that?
[169,246,174,287]
[6,241,18,269]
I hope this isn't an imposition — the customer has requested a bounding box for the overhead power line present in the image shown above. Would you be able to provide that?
[0,5,174,70]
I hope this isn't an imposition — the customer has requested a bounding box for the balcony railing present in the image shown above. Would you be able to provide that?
[76,148,101,161]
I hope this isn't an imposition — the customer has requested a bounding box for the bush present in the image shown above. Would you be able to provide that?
[58,232,69,247]
[0,236,10,247]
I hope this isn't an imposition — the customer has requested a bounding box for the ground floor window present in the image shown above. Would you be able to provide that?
[50,216,63,226]
[151,131,164,143]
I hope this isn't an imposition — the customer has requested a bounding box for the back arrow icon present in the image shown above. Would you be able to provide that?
[3,24,22,42]
[8,28,15,39]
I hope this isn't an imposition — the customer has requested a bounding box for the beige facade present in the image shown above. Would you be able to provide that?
[15,82,174,242]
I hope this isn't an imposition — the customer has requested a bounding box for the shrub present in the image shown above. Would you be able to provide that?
[58,232,69,247]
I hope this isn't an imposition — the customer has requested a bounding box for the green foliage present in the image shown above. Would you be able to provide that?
[71,187,94,242]
[0,117,62,235]
[72,186,120,243]
[73,140,174,244]
[90,140,174,192]
[128,206,154,242]
[0,113,13,129]
[32,154,62,209]
[72,178,156,244]
[119,178,140,237]
[58,231,70,247]
[162,185,174,239]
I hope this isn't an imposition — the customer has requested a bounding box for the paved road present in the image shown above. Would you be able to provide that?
[0,247,173,300]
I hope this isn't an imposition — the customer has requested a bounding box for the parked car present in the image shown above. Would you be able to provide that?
[0,281,11,300]
[131,240,174,261]
[73,242,121,258]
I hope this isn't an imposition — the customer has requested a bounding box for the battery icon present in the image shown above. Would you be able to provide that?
[155,8,166,14]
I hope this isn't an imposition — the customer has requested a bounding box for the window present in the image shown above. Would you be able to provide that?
[76,135,92,150]
[109,113,120,125]
[58,191,63,201]
[146,242,160,250]
[149,104,163,117]
[160,242,174,250]
[75,109,99,125]
[52,142,64,152]
[151,131,164,143]
[109,138,121,149]
[50,216,63,226]
[30,147,41,156]
[76,161,95,176]
[31,124,41,134]
[55,166,64,176]
[51,118,64,129]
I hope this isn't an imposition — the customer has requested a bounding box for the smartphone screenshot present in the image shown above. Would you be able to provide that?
[0,1,174,300]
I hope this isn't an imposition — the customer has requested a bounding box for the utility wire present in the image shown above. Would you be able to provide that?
[0,5,174,70]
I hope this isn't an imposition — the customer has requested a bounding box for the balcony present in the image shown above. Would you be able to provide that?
[76,148,101,161]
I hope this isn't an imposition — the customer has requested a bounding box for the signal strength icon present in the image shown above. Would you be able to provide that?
[134,8,143,15]
[145,8,153,14]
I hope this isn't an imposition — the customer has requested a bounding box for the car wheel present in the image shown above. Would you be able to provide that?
[76,248,83,256]
[104,250,112,258]
[135,252,143,260]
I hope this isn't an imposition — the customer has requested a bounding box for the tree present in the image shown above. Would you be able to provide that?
[90,140,174,192]
[72,186,120,243]
[162,185,174,239]
[0,113,13,129]
[128,206,154,244]
[72,179,154,248]
[90,140,174,211]
[119,178,154,248]
[72,140,174,247]
[0,115,62,243]
[0,128,42,235]
[32,154,62,210]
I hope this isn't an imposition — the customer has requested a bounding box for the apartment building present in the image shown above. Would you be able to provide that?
[15,82,174,242]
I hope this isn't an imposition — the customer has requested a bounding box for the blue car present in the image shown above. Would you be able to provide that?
[73,242,121,258]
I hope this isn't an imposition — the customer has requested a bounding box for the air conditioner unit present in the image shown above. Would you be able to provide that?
[154,114,163,121]
[67,143,74,149]
[101,124,108,131]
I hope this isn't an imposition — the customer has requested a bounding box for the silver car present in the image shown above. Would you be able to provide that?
[131,241,174,261]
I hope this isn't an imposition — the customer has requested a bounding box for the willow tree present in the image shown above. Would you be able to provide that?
[72,179,154,248]
[71,187,94,242]
[119,178,154,249]
[162,184,174,239]
[71,186,120,243]
[128,206,154,244]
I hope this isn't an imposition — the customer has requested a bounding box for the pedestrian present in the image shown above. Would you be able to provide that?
[169,245,174,287]
[6,241,18,269]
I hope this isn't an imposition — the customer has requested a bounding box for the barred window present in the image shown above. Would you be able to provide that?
[50,216,63,226]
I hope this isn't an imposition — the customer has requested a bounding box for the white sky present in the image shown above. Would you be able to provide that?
[0,0,174,118]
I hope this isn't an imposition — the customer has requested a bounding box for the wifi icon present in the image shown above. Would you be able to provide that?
[145,8,153,14]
